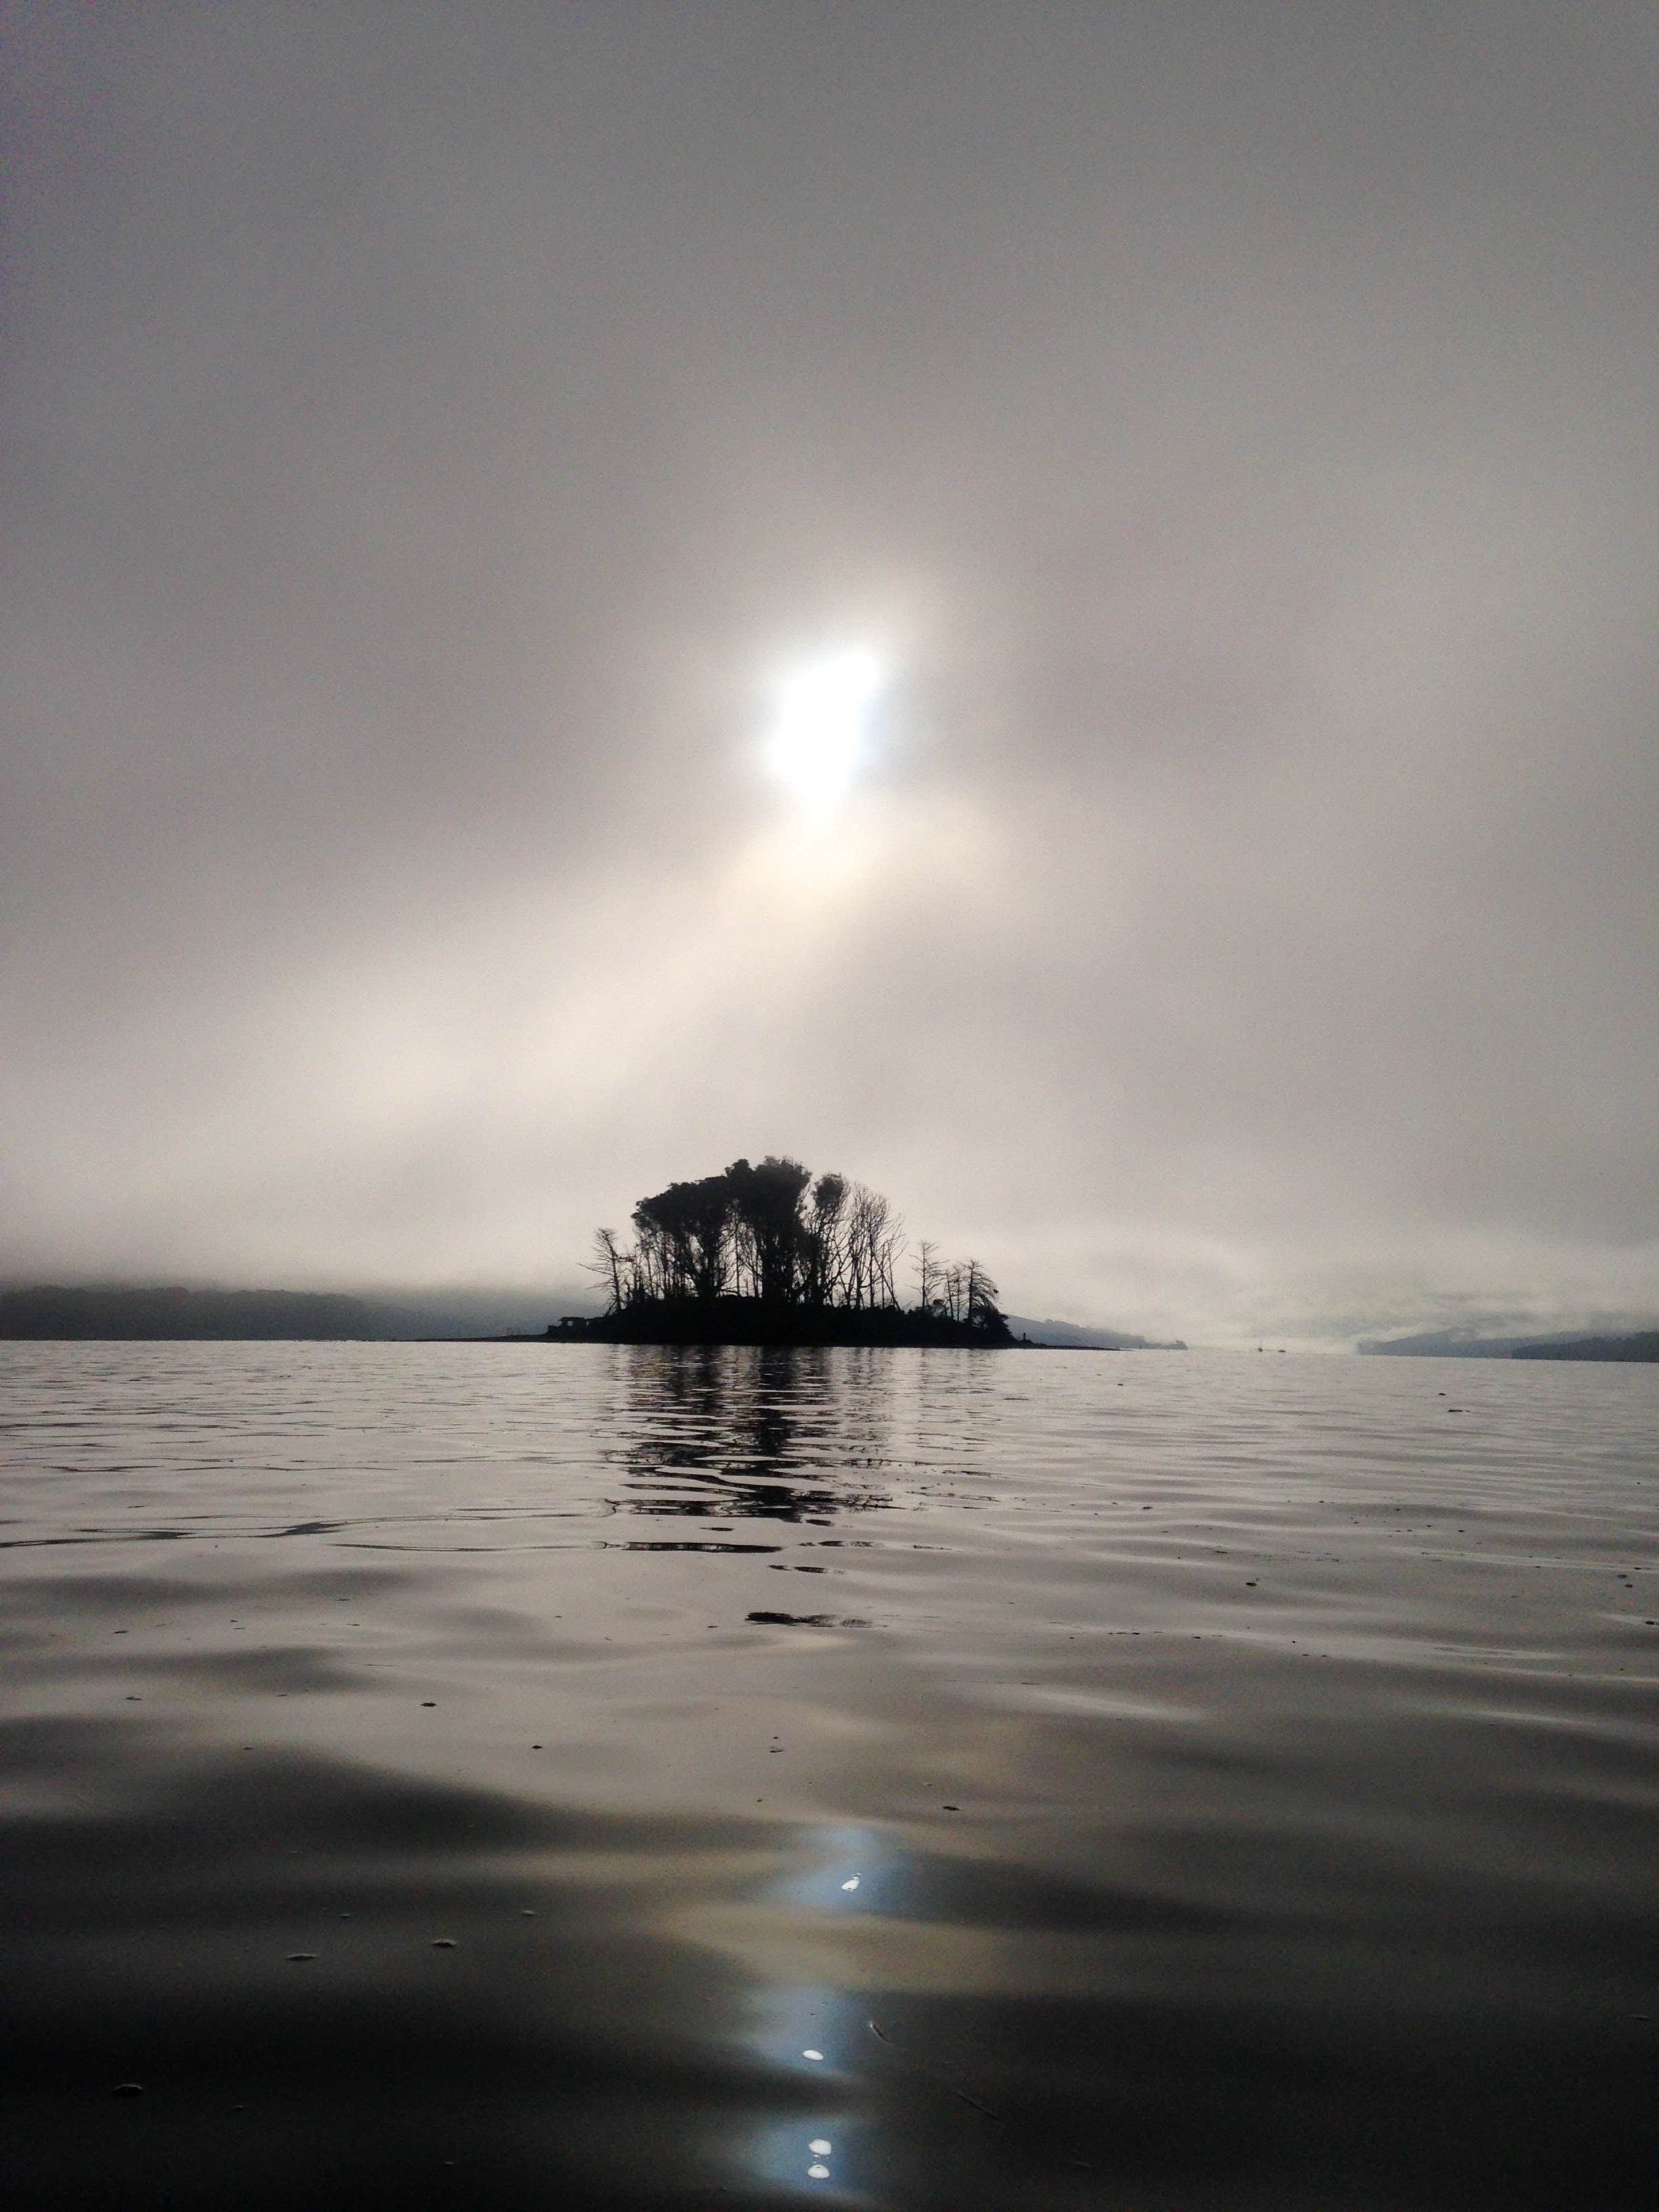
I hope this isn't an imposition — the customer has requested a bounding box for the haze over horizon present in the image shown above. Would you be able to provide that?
[5,5,1656,1349]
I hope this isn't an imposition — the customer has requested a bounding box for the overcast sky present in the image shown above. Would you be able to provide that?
[4,3,1656,1345]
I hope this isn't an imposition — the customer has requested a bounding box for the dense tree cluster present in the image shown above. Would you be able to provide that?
[588,1156,1004,1331]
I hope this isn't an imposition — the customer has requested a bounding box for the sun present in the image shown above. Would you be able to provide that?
[764,649,884,811]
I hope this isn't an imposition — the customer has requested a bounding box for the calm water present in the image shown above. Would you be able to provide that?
[1,1343,1655,2210]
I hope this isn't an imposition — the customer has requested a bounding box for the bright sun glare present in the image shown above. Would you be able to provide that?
[765,649,884,810]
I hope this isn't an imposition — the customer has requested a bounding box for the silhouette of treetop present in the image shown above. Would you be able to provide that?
[575,1157,1009,1346]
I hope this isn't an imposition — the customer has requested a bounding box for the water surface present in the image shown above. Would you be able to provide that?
[2,1344,1655,2208]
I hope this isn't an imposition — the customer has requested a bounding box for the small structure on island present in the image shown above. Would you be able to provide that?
[551,1155,1013,1348]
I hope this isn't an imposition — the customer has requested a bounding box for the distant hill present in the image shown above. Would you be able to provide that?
[1511,1331,1659,1362]
[0,1285,397,1339]
[371,1290,586,1338]
[0,1284,1182,1353]
[1006,1315,1187,1350]
[1359,1328,1550,1358]
[0,1284,595,1341]
[1359,1325,1658,1361]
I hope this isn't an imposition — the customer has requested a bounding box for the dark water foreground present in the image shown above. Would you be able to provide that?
[1,1345,1654,2211]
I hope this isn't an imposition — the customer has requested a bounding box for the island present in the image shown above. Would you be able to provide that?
[548,1155,1015,1347]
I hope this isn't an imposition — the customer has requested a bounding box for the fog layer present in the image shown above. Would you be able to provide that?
[4,5,1656,1342]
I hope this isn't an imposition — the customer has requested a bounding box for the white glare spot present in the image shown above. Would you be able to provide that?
[809,2138,832,2154]
[766,649,883,810]
[840,1875,860,1891]
[808,2164,830,2179]
[802,2047,824,2061]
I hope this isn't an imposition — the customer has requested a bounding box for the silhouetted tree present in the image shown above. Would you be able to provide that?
[725,1155,812,1311]
[964,1258,1000,1327]
[687,1174,735,1302]
[805,1172,848,1310]
[588,1227,630,1312]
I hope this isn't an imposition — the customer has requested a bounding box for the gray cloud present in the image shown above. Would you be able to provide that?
[3,3,1656,1341]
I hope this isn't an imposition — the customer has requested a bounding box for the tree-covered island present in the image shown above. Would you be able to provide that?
[552,1156,1014,1346]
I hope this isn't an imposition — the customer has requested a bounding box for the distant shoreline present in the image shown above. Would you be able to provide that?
[481,1330,1126,1350]
[531,1301,1015,1349]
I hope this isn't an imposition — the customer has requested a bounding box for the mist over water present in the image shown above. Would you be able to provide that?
[2,1343,1655,2209]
